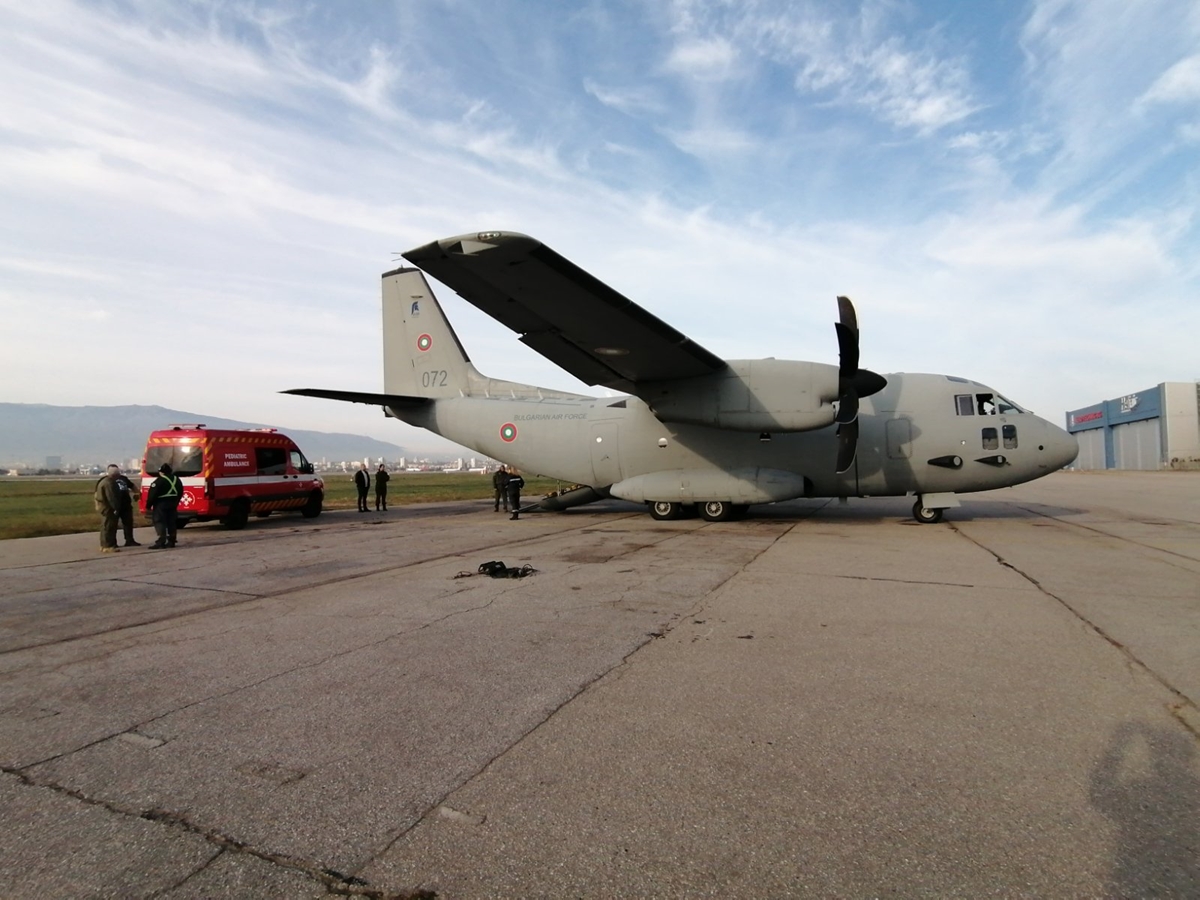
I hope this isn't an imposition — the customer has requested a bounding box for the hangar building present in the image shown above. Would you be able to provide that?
[1065,382,1200,470]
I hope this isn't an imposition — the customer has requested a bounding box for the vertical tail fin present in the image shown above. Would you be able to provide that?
[383,268,474,398]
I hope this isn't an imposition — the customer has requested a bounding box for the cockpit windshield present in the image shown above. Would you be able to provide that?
[954,391,1027,416]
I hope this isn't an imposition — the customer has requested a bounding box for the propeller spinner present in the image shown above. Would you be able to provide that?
[834,296,886,473]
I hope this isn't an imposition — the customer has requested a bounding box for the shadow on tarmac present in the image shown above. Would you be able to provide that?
[1089,721,1200,897]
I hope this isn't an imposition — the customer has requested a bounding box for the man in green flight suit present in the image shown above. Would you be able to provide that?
[94,464,123,553]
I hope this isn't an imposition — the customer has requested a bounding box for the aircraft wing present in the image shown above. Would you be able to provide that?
[402,232,727,393]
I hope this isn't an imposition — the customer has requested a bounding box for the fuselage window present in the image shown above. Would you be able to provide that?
[955,394,974,416]
[976,393,997,415]
[1003,424,1017,449]
[982,427,999,451]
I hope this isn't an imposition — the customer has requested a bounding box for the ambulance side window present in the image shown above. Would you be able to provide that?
[290,450,314,474]
[256,447,287,475]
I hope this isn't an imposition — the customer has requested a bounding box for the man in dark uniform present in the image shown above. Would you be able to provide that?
[492,465,509,512]
[113,470,141,546]
[374,463,390,511]
[146,463,182,549]
[506,471,525,520]
[354,463,370,512]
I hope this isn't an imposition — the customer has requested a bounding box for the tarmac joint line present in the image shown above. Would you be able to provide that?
[0,766,436,899]
[949,522,1200,741]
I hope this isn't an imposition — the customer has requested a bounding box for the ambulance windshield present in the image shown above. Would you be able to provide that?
[145,444,203,477]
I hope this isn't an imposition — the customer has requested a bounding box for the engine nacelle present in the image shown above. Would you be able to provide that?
[642,359,840,432]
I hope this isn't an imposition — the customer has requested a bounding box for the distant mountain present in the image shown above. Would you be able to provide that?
[0,403,408,468]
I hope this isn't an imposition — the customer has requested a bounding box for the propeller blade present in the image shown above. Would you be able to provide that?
[837,295,858,333]
[835,388,858,425]
[836,417,858,473]
[835,322,859,378]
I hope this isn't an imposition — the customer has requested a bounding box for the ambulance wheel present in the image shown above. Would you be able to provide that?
[699,500,733,522]
[222,500,250,530]
[648,501,682,521]
[912,501,943,524]
[255,512,271,519]
[301,491,323,518]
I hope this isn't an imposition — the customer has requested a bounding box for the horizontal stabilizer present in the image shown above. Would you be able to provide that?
[282,389,429,409]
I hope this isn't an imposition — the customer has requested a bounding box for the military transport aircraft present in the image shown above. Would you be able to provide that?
[287,231,1078,523]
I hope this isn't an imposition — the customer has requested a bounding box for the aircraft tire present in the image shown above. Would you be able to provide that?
[699,500,734,522]
[648,501,682,521]
[912,501,944,524]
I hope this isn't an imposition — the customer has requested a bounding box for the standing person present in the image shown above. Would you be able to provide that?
[146,463,182,549]
[94,464,123,553]
[492,465,509,512]
[354,463,370,512]
[374,463,390,511]
[113,470,141,547]
[506,470,525,521]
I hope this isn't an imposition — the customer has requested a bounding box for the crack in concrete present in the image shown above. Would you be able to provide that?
[948,521,1200,741]
[0,768,433,899]
[1011,503,1200,569]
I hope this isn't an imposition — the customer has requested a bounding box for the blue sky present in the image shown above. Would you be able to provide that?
[1,0,1197,453]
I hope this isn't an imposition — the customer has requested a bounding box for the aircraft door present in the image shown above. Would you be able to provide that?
[589,422,622,487]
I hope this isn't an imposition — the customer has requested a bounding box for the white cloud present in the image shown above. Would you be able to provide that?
[663,36,738,81]
[1139,54,1200,105]
[583,78,667,117]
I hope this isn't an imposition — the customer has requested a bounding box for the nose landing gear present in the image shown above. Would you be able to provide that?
[912,501,944,524]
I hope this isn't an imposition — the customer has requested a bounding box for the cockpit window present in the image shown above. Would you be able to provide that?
[973,392,1026,415]
[955,394,974,416]
[996,394,1024,415]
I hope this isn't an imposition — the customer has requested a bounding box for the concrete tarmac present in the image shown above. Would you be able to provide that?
[1,471,1197,898]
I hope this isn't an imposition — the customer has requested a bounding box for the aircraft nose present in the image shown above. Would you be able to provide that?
[1040,420,1078,470]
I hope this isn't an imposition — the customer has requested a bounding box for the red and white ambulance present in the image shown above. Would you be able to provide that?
[139,425,324,529]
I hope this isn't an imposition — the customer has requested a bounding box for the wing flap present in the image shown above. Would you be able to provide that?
[402,232,726,391]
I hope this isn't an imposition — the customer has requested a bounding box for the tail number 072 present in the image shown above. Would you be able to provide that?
[421,370,448,388]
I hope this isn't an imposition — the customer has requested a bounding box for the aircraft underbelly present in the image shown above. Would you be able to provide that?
[611,468,809,504]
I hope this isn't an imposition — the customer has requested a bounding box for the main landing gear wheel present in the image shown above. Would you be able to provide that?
[699,500,734,522]
[912,501,944,524]
[648,500,682,521]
